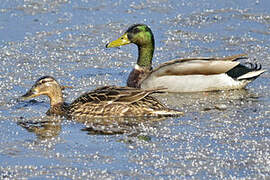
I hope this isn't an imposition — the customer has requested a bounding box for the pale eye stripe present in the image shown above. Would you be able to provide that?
[37,78,55,85]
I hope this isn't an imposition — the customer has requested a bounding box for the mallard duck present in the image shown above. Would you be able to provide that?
[106,24,266,92]
[21,76,183,119]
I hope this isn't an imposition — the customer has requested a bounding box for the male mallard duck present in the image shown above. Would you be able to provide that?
[106,24,266,92]
[21,76,183,118]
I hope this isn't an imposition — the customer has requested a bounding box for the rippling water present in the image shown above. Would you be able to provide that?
[0,0,269,179]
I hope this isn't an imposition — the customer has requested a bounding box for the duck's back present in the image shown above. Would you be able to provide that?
[67,86,182,118]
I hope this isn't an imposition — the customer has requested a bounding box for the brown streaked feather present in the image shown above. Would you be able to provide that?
[69,95,174,118]
[68,96,181,118]
[111,87,166,103]
[71,86,166,106]
[67,86,181,118]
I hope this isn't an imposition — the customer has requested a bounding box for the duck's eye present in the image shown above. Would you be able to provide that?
[132,28,140,34]
[38,82,42,85]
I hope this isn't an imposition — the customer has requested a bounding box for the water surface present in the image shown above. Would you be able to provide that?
[0,0,269,179]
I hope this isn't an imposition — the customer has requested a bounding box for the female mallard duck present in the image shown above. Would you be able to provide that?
[106,24,266,92]
[21,76,183,119]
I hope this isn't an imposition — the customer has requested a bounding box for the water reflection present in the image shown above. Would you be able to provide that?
[157,88,260,111]
[80,116,166,135]
[17,116,62,140]
[18,115,167,139]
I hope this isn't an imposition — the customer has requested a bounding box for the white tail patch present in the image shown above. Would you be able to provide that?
[237,70,266,80]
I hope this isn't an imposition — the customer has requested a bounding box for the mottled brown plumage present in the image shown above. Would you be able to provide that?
[21,76,183,119]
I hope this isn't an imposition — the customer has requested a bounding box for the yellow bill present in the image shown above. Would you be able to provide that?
[106,33,131,48]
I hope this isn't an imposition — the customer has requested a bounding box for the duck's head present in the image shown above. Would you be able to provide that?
[106,24,154,48]
[21,76,63,105]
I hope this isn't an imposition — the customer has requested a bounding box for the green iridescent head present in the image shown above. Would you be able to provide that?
[106,24,155,67]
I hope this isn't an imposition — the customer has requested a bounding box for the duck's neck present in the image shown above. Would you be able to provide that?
[128,34,154,88]
[136,43,154,69]
[47,89,66,115]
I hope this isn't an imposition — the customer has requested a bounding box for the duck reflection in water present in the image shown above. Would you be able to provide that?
[17,115,167,138]
[17,116,62,140]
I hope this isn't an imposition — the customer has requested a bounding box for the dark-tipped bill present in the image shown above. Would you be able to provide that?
[106,33,131,48]
[21,88,39,100]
